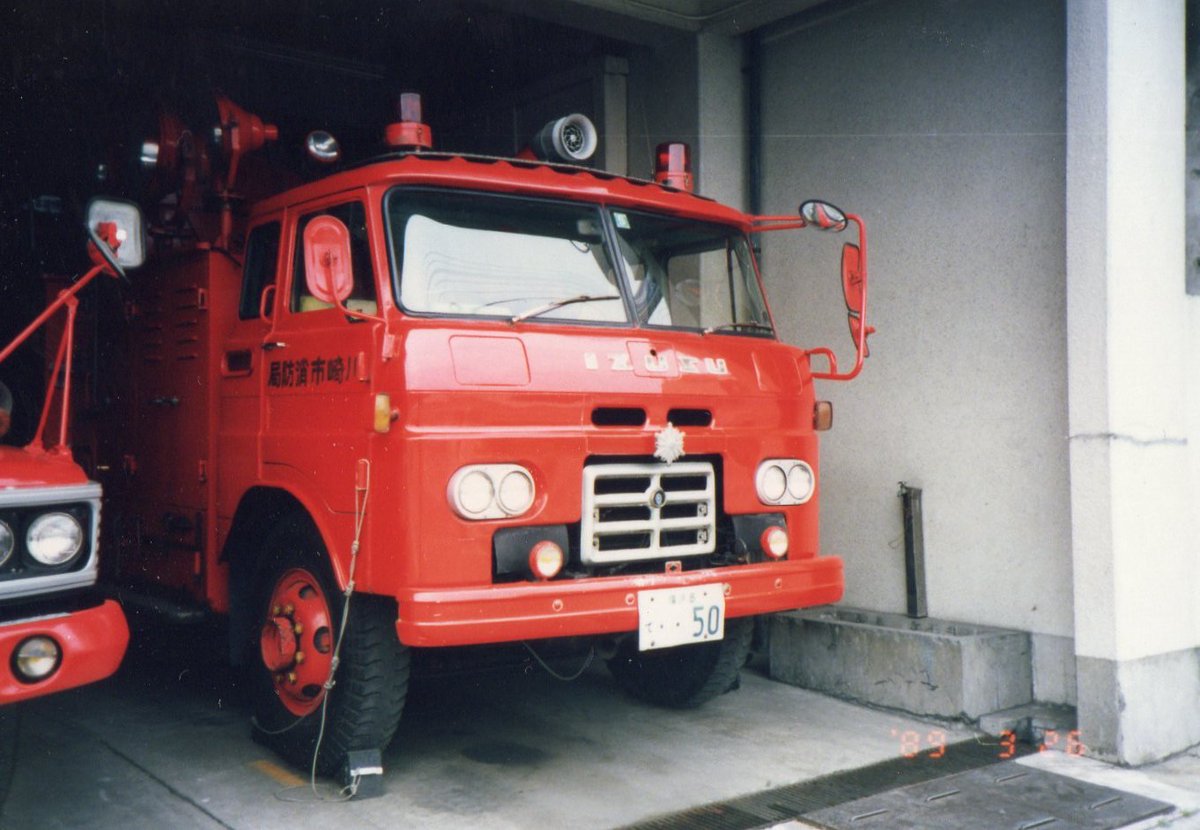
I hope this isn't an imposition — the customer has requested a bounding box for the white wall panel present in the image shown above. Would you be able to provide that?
[758,0,1073,648]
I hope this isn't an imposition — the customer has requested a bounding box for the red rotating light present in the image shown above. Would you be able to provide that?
[385,92,433,150]
[654,142,693,192]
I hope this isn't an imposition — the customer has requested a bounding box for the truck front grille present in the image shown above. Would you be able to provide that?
[580,461,716,565]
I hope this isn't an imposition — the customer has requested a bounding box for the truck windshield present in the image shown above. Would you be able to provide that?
[609,209,773,336]
[387,189,627,323]
[385,189,772,336]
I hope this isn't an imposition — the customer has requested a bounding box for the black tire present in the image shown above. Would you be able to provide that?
[248,515,409,775]
[0,705,19,811]
[607,616,754,708]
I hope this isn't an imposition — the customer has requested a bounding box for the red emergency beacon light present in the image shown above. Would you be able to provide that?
[385,92,433,150]
[654,142,693,191]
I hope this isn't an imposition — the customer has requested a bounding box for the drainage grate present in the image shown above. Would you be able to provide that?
[620,738,1028,830]
[806,761,1173,830]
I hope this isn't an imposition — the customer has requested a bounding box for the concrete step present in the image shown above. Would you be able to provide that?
[769,606,1033,720]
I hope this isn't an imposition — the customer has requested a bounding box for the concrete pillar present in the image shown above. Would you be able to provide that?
[696,32,747,210]
[1066,0,1200,764]
[598,56,629,175]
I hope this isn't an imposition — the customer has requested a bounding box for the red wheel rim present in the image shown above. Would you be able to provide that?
[259,567,335,716]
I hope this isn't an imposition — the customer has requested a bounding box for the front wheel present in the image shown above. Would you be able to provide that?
[607,616,754,708]
[249,518,409,775]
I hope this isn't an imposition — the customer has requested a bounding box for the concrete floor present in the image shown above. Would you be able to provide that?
[3,629,1200,830]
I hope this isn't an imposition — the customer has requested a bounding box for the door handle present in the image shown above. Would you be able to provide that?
[262,341,288,351]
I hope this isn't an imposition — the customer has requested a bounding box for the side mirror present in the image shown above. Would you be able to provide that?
[799,200,848,233]
[86,198,147,270]
[303,216,354,305]
[842,242,869,357]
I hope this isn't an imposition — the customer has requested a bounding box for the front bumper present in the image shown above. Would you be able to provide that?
[1,599,129,704]
[395,556,842,647]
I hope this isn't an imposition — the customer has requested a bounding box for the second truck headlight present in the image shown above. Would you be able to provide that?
[26,512,85,566]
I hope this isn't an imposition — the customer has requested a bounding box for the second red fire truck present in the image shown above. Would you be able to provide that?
[98,93,872,773]
[0,211,138,799]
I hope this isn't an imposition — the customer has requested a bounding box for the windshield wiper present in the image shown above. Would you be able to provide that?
[511,294,620,323]
[702,321,775,335]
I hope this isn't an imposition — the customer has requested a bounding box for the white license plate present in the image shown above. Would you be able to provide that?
[637,584,725,651]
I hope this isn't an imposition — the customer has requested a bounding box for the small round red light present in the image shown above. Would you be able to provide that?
[529,540,565,580]
[761,526,789,559]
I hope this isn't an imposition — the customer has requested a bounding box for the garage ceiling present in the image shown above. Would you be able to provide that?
[0,0,830,280]
[530,0,828,33]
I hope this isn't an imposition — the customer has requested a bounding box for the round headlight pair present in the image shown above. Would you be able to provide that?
[755,459,816,506]
[25,513,85,566]
[449,465,536,520]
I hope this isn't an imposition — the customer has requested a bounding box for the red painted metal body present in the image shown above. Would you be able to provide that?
[109,146,855,648]
[0,599,129,705]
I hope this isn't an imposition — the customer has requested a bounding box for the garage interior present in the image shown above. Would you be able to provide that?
[3,0,1200,827]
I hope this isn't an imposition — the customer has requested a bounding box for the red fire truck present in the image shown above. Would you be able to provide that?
[104,93,872,773]
[0,210,138,796]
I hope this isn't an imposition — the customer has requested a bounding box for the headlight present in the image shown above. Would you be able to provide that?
[449,465,537,520]
[26,512,85,565]
[756,459,816,505]
[497,470,535,515]
[0,519,14,568]
[13,636,61,682]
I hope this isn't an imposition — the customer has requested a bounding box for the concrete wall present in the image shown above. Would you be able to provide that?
[627,36,699,184]
[754,0,1074,701]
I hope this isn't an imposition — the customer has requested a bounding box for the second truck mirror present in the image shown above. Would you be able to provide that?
[86,198,147,270]
[303,216,353,305]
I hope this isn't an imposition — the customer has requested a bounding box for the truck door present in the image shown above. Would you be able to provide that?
[260,198,379,515]
[217,216,282,529]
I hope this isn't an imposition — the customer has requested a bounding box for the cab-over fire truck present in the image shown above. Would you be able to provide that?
[101,93,872,773]
[1,213,137,796]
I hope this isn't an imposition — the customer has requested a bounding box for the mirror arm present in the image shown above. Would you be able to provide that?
[750,216,808,232]
[86,223,128,282]
[0,263,107,366]
[811,213,871,382]
[331,295,386,325]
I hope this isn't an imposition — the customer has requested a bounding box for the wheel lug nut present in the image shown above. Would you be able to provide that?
[274,673,284,685]
[272,605,281,616]
[293,623,304,635]
[287,672,297,684]
[294,651,305,664]
[283,604,294,615]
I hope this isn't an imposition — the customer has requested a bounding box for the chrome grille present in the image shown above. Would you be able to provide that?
[580,461,716,565]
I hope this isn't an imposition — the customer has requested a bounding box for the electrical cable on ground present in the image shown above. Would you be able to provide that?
[523,641,595,682]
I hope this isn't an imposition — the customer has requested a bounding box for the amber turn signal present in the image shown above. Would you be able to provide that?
[813,400,833,431]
